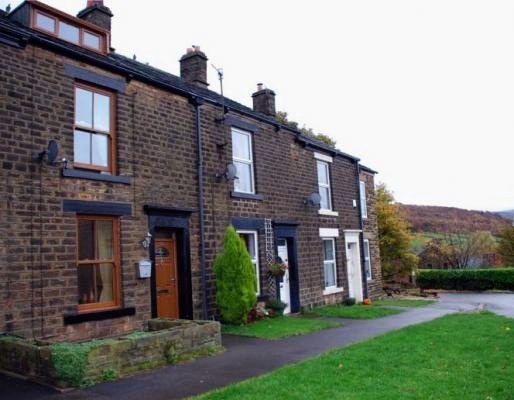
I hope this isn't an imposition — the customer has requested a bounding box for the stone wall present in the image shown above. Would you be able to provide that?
[0,23,383,341]
[0,319,221,388]
[361,170,383,298]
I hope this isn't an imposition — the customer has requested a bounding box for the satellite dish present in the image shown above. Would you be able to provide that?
[225,163,238,181]
[305,192,321,207]
[47,140,59,165]
[35,139,60,164]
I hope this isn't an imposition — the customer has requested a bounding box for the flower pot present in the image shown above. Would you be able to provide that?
[345,297,356,306]
[271,307,285,317]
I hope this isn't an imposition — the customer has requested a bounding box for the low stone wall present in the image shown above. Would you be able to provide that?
[0,319,221,388]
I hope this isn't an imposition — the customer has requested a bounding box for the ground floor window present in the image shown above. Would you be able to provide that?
[322,238,337,289]
[364,239,372,280]
[77,215,120,312]
[237,230,260,295]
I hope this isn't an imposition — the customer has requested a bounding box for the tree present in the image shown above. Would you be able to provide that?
[418,239,455,269]
[498,226,514,266]
[214,225,257,325]
[275,111,336,148]
[376,184,418,281]
[420,232,497,269]
[442,230,496,269]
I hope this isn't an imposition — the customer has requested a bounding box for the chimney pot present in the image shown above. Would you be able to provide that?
[257,83,264,91]
[87,0,104,7]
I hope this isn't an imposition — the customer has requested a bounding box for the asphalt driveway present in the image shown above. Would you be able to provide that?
[1,292,512,400]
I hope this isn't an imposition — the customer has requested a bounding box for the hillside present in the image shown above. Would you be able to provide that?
[496,209,514,221]
[399,204,511,235]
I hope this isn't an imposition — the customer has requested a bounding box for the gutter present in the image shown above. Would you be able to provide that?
[192,97,209,320]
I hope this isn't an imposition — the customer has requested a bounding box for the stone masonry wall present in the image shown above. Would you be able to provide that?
[0,319,221,388]
[361,170,383,298]
[0,34,382,341]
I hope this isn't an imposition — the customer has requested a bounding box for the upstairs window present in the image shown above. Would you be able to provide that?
[58,20,80,44]
[35,11,55,32]
[360,181,368,219]
[83,31,101,50]
[74,83,115,173]
[317,160,332,210]
[32,8,106,53]
[77,215,120,312]
[232,128,255,194]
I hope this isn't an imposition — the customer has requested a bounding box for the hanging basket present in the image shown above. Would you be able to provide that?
[268,262,287,278]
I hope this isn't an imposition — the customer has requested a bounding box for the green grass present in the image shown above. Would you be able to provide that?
[308,304,404,319]
[372,298,437,307]
[199,312,514,400]
[221,316,341,340]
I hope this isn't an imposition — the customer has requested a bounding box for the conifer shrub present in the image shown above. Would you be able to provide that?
[214,225,257,325]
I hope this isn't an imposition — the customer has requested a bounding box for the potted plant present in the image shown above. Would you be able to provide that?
[268,262,287,278]
[265,298,288,317]
[344,297,356,306]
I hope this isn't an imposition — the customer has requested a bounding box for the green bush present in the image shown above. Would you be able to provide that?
[214,225,257,325]
[101,368,119,382]
[265,299,287,317]
[417,268,514,291]
[50,340,107,387]
[344,297,356,306]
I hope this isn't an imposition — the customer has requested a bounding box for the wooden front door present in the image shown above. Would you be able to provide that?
[155,238,179,318]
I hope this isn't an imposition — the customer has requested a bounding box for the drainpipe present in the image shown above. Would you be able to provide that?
[192,96,209,320]
[355,160,369,299]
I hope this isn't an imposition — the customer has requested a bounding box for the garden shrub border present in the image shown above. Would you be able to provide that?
[417,268,514,291]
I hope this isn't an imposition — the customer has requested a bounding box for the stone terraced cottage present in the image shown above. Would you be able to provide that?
[0,0,383,342]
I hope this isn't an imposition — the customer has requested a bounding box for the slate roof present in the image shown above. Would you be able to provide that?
[0,6,377,167]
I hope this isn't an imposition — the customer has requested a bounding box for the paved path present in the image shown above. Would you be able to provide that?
[1,292,512,400]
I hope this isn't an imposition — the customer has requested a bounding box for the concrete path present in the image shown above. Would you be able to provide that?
[1,292,512,400]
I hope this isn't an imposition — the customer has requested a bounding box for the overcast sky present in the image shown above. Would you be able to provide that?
[2,0,513,211]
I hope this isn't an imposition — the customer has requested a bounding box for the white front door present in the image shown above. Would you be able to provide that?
[345,234,363,302]
[277,239,291,314]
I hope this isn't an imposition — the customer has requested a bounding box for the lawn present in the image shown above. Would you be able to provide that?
[308,304,405,319]
[199,312,514,400]
[221,316,341,340]
[372,298,437,307]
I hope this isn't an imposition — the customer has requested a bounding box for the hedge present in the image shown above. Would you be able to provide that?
[417,268,514,291]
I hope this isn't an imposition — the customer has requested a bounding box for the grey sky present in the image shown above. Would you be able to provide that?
[2,0,513,211]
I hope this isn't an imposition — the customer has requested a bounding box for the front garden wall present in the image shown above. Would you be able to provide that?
[0,319,221,388]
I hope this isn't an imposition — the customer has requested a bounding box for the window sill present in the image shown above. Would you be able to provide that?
[63,168,132,184]
[318,209,339,217]
[231,191,265,201]
[63,306,135,325]
[323,287,344,296]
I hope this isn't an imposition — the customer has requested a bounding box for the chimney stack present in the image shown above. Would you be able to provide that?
[252,83,276,116]
[180,46,209,88]
[77,0,113,32]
